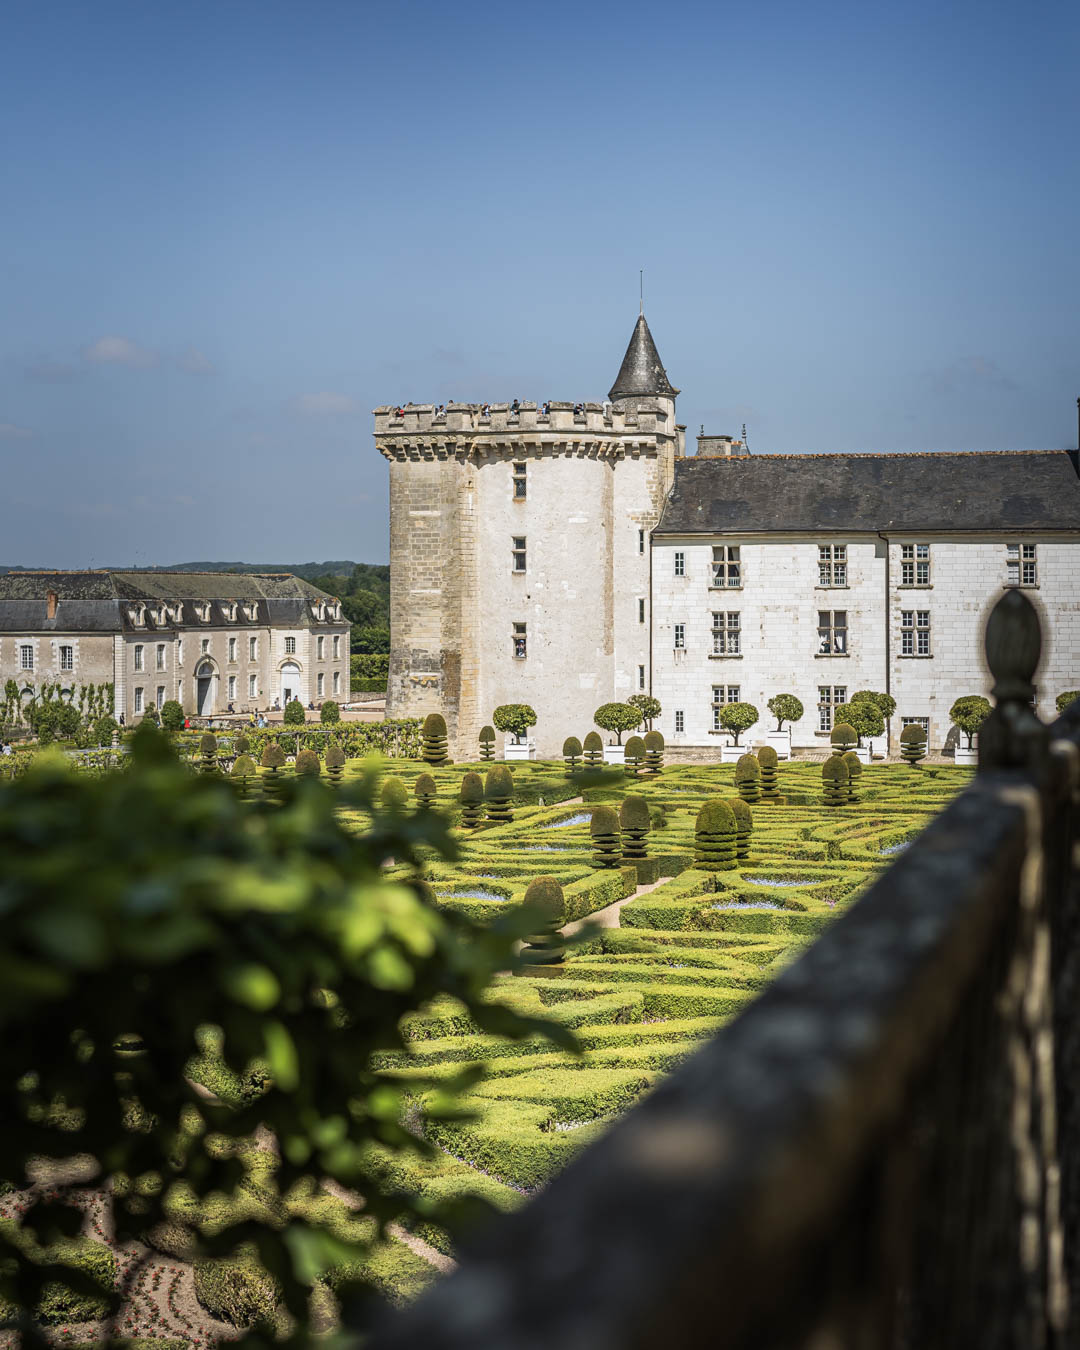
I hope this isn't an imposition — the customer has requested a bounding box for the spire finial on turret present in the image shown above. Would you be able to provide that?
[609,312,678,403]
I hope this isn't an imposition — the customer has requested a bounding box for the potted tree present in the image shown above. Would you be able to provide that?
[765,694,803,760]
[848,690,895,758]
[845,694,885,764]
[493,703,537,760]
[717,701,759,763]
[949,695,990,766]
[627,693,661,732]
[593,702,643,764]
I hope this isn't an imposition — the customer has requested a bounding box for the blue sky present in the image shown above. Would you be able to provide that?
[2,0,1077,567]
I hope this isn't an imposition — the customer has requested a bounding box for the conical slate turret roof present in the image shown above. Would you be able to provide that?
[608,313,678,401]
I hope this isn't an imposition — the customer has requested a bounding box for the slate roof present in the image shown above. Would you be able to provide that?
[653,450,1080,535]
[609,314,678,401]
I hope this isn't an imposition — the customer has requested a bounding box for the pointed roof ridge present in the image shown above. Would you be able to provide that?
[608,313,678,402]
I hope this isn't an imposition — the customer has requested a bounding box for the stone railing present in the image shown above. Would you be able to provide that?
[373,399,675,439]
[368,589,1080,1349]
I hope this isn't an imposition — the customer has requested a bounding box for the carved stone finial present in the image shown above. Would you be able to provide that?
[979,590,1047,773]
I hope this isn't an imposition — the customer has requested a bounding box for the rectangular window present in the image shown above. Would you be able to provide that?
[901,543,931,586]
[638,598,645,623]
[818,544,847,587]
[674,551,685,577]
[512,536,527,572]
[20,645,33,671]
[134,687,144,714]
[317,635,325,660]
[228,675,236,701]
[674,623,686,649]
[638,529,645,555]
[711,684,741,730]
[513,622,527,659]
[177,639,183,666]
[333,635,340,659]
[249,636,257,661]
[818,685,847,732]
[59,645,74,671]
[134,644,144,671]
[711,545,742,588]
[711,611,740,655]
[333,670,341,695]
[817,610,848,655]
[249,673,257,698]
[201,638,210,654]
[228,637,237,663]
[156,643,166,670]
[1006,542,1037,587]
[513,462,527,499]
[638,664,646,690]
[156,685,165,708]
[674,710,685,733]
[284,636,296,654]
[317,672,325,697]
[901,610,931,655]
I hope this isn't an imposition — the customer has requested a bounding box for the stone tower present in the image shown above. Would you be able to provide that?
[375,315,684,758]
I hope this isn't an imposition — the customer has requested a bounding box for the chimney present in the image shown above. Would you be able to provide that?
[46,589,58,620]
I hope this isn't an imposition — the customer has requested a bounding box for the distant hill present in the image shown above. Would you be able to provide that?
[0,561,387,584]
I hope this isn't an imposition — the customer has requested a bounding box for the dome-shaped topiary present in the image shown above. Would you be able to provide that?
[643,729,665,774]
[589,804,622,869]
[381,776,408,812]
[484,765,514,823]
[295,748,321,777]
[320,700,341,725]
[234,734,251,755]
[478,725,496,761]
[728,797,753,860]
[841,750,862,801]
[283,698,305,726]
[421,712,449,766]
[900,723,927,764]
[562,735,583,775]
[695,798,737,871]
[231,753,257,799]
[325,742,346,786]
[734,752,761,804]
[260,742,285,770]
[624,735,646,776]
[619,795,651,860]
[159,699,184,731]
[459,771,485,828]
[521,876,566,965]
[198,732,218,773]
[830,722,858,753]
[414,772,437,808]
[582,730,604,769]
[757,744,780,801]
[822,754,849,806]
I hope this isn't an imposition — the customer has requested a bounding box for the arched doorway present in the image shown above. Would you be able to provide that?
[196,660,216,715]
[279,661,301,707]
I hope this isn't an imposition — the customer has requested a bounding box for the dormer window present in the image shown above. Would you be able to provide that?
[151,605,167,626]
[222,600,238,623]
[127,605,147,628]
[167,603,184,624]
[242,602,258,622]
[312,601,326,621]
[195,602,211,623]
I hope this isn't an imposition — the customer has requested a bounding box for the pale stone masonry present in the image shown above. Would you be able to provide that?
[0,571,350,724]
[378,315,1080,758]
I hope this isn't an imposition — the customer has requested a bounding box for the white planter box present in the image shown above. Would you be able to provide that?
[954,745,978,766]
[503,740,536,761]
[765,730,792,761]
[603,744,625,765]
[720,744,746,763]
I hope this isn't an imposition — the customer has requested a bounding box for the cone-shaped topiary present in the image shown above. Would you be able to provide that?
[235,734,251,755]
[484,765,514,823]
[260,742,286,800]
[643,729,665,774]
[590,804,622,868]
[421,713,449,766]
[381,775,409,812]
[757,745,780,801]
[562,736,582,775]
[624,735,646,776]
[325,742,345,786]
[478,725,496,761]
[414,772,437,809]
[520,876,566,965]
[822,755,849,806]
[734,752,761,803]
[728,797,753,861]
[231,752,257,799]
[830,722,857,754]
[619,795,651,860]
[841,750,862,801]
[295,748,321,777]
[695,798,738,871]
[582,731,603,769]
[199,731,218,774]
[459,771,485,828]
[900,723,927,764]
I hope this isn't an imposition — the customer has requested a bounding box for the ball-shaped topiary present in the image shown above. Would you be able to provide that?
[841,750,862,801]
[830,722,858,754]
[643,729,665,774]
[520,876,566,965]
[717,701,759,746]
[734,752,761,803]
[624,735,646,775]
[231,752,257,798]
[589,804,622,868]
[582,731,604,769]
[295,748,321,777]
[845,697,884,747]
[562,735,582,775]
[618,795,651,860]
[900,723,927,764]
[283,699,305,726]
[325,742,346,786]
[694,798,738,871]
[627,693,662,730]
[421,712,449,766]
[478,725,496,761]
[414,772,437,808]
[728,797,753,861]
[757,744,780,801]
[234,733,251,755]
[319,700,340,725]
[850,690,897,721]
[380,775,409,812]
[484,764,514,823]
[260,742,285,771]
[159,699,184,732]
[767,693,804,731]
[198,732,218,773]
[458,771,485,828]
[949,694,991,748]
[822,755,849,806]
[592,701,642,745]
[492,703,537,744]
